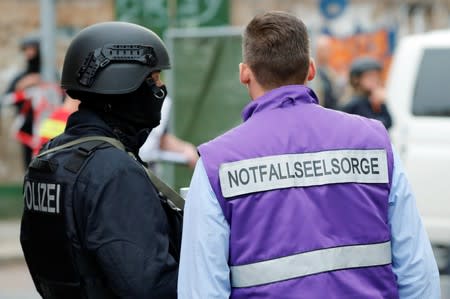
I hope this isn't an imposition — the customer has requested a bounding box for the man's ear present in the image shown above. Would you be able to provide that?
[307,58,316,82]
[239,63,251,85]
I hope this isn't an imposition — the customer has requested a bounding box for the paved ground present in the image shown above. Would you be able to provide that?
[0,221,22,264]
[0,220,39,299]
[0,220,449,298]
[443,277,450,299]
[0,261,448,298]
[0,261,40,299]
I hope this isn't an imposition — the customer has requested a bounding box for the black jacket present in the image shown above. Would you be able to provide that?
[341,95,392,130]
[21,108,178,298]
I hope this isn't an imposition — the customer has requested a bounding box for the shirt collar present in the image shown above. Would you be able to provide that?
[242,85,319,121]
[66,108,115,138]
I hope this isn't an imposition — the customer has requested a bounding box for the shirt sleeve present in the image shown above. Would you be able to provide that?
[388,146,441,298]
[178,158,231,299]
[139,97,172,162]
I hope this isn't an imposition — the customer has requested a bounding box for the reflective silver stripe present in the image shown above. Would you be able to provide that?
[230,241,392,288]
[219,149,388,198]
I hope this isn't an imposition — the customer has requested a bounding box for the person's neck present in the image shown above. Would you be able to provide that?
[354,89,371,98]
[250,86,266,100]
[250,82,307,101]
[91,108,149,158]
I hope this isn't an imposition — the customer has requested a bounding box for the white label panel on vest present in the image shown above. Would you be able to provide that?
[24,180,62,214]
[219,149,388,198]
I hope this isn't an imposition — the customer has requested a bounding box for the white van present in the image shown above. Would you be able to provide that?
[386,30,450,247]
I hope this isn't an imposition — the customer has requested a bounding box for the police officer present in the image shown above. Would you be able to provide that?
[341,57,393,129]
[20,22,178,298]
[178,12,440,298]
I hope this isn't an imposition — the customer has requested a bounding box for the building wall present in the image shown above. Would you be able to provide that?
[230,0,449,84]
[0,0,114,83]
[231,0,449,35]
[0,0,114,184]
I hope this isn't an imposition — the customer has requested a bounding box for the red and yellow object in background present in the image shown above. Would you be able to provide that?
[4,83,63,152]
[34,97,80,155]
[36,108,71,152]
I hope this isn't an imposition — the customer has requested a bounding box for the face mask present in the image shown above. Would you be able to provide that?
[110,78,167,131]
[144,78,167,128]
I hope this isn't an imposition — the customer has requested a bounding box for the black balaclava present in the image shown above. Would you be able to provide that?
[75,78,167,156]
[110,78,167,131]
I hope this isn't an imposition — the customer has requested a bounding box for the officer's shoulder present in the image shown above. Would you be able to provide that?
[339,97,361,112]
[83,146,145,179]
[332,106,388,136]
[91,145,139,165]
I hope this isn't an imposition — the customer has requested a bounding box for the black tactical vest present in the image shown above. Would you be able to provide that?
[21,136,183,299]
[21,138,118,299]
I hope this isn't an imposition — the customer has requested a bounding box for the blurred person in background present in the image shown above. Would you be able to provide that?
[178,11,440,298]
[309,35,340,109]
[34,95,80,155]
[139,95,198,169]
[341,57,393,130]
[3,34,41,169]
[20,22,178,299]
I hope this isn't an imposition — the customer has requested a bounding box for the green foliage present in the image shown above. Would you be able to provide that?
[0,185,23,219]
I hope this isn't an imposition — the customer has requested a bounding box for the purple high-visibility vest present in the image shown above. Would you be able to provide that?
[199,85,399,299]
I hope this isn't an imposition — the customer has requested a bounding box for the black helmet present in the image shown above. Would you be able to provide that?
[61,22,170,95]
[349,57,382,78]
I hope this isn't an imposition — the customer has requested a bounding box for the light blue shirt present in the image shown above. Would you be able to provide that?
[178,149,441,298]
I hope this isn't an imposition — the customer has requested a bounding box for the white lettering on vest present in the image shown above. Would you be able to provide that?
[40,183,47,212]
[47,184,55,213]
[24,181,33,210]
[24,180,62,214]
[219,149,389,198]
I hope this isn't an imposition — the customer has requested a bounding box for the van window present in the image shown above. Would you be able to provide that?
[413,48,450,117]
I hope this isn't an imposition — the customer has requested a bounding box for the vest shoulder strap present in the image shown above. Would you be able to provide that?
[144,166,185,210]
[38,135,185,209]
[37,136,125,157]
